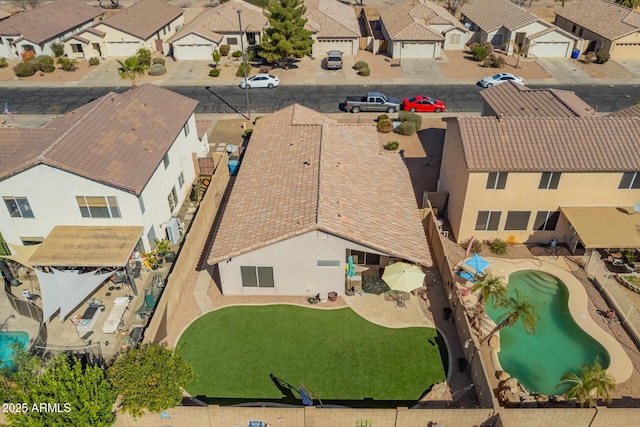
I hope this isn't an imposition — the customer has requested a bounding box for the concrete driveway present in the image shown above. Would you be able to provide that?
[401,58,446,84]
[614,58,640,76]
[534,58,592,84]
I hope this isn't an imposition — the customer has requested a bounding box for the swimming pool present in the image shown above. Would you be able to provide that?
[0,331,29,369]
[486,270,609,395]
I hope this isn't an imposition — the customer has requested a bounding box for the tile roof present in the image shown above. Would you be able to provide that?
[380,0,462,41]
[208,104,432,267]
[460,0,537,32]
[304,0,360,38]
[0,0,103,44]
[101,0,183,40]
[452,116,640,172]
[555,0,640,41]
[607,104,640,117]
[0,85,198,195]
[196,120,211,139]
[479,81,596,118]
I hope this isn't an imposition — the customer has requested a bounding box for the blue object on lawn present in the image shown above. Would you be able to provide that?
[299,386,313,406]
[457,270,475,282]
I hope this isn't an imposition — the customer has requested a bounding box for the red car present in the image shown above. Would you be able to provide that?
[402,95,446,113]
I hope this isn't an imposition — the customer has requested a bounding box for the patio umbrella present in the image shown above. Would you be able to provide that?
[382,262,425,293]
[463,253,491,275]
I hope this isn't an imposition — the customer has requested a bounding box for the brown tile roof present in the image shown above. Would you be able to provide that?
[380,0,462,41]
[460,0,537,32]
[101,0,183,40]
[196,120,211,139]
[208,104,432,267]
[85,27,106,38]
[480,82,596,118]
[304,0,360,38]
[607,104,640,117]
[0,85,198,195]
[452,116,640,172]
[555,0,640,41]
[0,0,103,44]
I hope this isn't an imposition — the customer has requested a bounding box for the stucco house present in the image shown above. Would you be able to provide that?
[378,0,469,59]
[554,0,640,59]
[0,0,103,60]
[67,0,184,58]
[207,104,431,297]
[169,0,267,61]
[304,0,360,57]
[0,84,209,253]
[460,0,577,58]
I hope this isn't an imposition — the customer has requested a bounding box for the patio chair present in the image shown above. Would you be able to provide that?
[135,286,161,319]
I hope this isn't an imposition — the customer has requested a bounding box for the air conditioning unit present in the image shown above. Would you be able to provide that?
[167,217,180,245]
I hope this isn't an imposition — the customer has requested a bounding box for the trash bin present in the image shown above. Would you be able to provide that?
[571,49,580,59]
[228,157,240,176]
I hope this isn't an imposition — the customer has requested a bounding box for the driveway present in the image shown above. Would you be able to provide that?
[401,58,447,84]
[614,58,640,76]
[534,58,594,84]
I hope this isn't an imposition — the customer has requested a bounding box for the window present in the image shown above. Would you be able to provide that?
[449,33,461,46]
[504,211,531,230]
[538,172,561,189]
[571,24,577,33]
[240,266,274,287]
[3,197,34,218]
[71,44,83,53]
[76,196,121,218]
[183,122,190,137]
[486,172,507,189]
[534,211,559,231]
[20,237,43,245]
[619,172,640,189]
[317,260,340,267]
[147,226,157,248]
[578,28,584,37]
[138,195,145,214]
[475,211,501,231]
[178,172,184,189]
[163,153,170,169]
[167,186,178,212]
[227,37,238,45]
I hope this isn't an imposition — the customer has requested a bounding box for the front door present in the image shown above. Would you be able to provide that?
[247,32,256,45]
[514,32,525,48]
[155,38,164,54]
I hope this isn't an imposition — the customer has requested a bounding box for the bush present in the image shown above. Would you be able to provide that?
[13,61,36,77]
[470,43,490,61]
[243,128,253,138]
[398,111,422,130]
[354,61,368,70]
[56,57,77,71]
[148,63,166,76]
[483,54,506,68]
[136,48,151,66]
[488,238,508,255]
[259,65,272,73]
[21,50,35,62]
[377,114,389,122]
[358,67,370,76]
[376,118,393,133]
[460,238,482,254]
[232,50,242,58]
[384,141,399,151]
[623,249,636,263]
[236,63,251,77]
[584,51,596,64]
[220,44,231,56]
[0,57,7,68]
[209,68,220,77]
[152,57,165,65]
[397,120,417,135]
[49,41,65,58]
[35,55,55,73]
[596,51,610,64]
[88,57,100,66]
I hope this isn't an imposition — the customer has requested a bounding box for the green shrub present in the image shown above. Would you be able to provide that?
[358,67,370,76]
[209,68,220,77]
[376,118,393,133]
[56,57,77,71]
[49,41,65,58]
[136,48,151,66]
[243,129,253,138]
[220,44,231,56]
[35,55,55,73]
[148,63,166,76]
[88,57,100,66]
[483,54,506,68]
[596,52,610,64]
[488,238,508,255]
[236,63,251,77]
[0,57,7,68]
[397,120,417,135]
[152,57,165,65]
[584,51,596,64]
[384,141,399,151]
[13,61,36,77]
[623,249,636,263]
[398,111,422,130]
[232,50,242,58]
[353,61,368,70]
[377,114,389,121]
[470,43,490,61]
[460,238,482,254]
[254,116,263,124]
[212,49,221,65]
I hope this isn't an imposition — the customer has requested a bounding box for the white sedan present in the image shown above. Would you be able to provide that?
[477,73,525,88]
[239,73,280,89]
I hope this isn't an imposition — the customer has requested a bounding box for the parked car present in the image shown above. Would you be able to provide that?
[239,73,280,89]
[344,92,401,113]
[402,95,446,113]
[326,50,343,70]
[477,73,525,88]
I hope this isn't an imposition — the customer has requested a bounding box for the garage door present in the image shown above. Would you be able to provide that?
[612,43,640,59]
[315,39,354,56]
[400,42,435,59]
[529,42,570,58]
[107,42,140,57]
[175,44,213,60]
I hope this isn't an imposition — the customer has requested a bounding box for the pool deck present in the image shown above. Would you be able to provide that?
[476,256,633,385]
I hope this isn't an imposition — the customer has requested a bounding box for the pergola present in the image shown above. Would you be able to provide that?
[561,207,640,250]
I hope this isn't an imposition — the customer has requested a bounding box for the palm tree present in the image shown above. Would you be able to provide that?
[507,40,535,69]
[470,273,507,333]
[557,361,616,408]
[481,290,538,344]
[617,0,640,10]
[116,56,148,88]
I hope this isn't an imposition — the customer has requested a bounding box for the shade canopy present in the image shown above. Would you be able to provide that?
[382,262,425,292]
[561,206,640,248]
[464,253,491,274]
[0,243,40,269]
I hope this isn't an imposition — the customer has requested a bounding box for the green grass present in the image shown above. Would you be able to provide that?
[176,305,446,401]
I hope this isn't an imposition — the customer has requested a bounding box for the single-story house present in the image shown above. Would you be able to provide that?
[68,0,184,58]
[169,0,267,61]
[207,104,431,297]
[0,0,103,60]
[304,0,360,57]
[460,0,577,58]
[554,0,640,59]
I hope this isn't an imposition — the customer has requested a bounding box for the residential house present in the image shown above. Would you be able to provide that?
[0,0,103,60]
[0,84,209,253]
[438,114,640,253]
[379,0,469,59]
[460,0,577,58]
[554,0,640,59]
[207,104,431,297]
[67,0,184,58]
[169,0,267,61]
[304,0,360,57]
[607,103,640,117]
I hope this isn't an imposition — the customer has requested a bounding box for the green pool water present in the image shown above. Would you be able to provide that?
[486,270,610,395]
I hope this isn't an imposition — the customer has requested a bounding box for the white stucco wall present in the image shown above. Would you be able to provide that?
[217,230,385,296]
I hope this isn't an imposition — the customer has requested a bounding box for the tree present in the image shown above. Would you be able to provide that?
[117,56,148,88]
[442,0,469,15]
[108,343,196,419]
[6,352,117,427]
[212,49,222,67]
[616,0,640,9]
[258,0,313,69]
[470,273,507,333]
[481,290,539,344]
[508,40,535,69]
[557,361,616,408]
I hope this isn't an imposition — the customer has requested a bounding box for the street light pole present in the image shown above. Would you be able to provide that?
[237,9,251,121]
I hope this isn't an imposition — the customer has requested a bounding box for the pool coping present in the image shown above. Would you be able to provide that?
[482,256,633,385]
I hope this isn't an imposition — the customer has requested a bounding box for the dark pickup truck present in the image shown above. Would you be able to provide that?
[344,92,401,113]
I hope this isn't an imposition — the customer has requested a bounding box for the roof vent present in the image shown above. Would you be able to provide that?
[337,161,344,170]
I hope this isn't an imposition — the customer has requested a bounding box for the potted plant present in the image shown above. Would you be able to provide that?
[154,238,171,257]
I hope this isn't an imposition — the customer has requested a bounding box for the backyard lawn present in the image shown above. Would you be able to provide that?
[176,305,446,401]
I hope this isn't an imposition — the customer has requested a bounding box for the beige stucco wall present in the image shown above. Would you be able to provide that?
[554,15,609,53]
[612,31,640,59]
[442,27,469,51]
